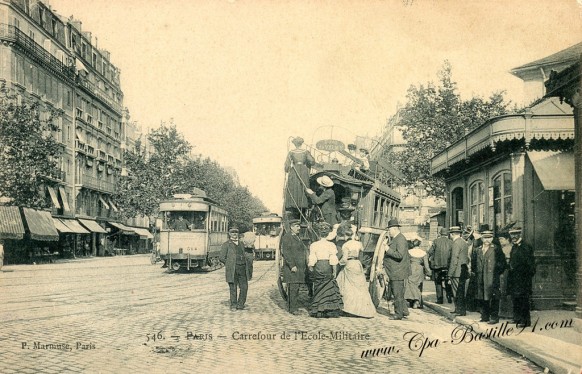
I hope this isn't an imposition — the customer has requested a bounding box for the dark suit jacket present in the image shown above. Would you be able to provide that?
[309,188,338,225]
[508,242,535,296]
[280,232,308,283]
[449,237,469,278]
[219,240,251,283]
[383,232,411,281]
[476,243,507,300]
[427,236,452,269]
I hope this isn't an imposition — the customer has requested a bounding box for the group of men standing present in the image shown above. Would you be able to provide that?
[427,225,535,327]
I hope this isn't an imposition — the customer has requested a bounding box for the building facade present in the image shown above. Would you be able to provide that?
[430,43,580,308]
[0,0,149,260]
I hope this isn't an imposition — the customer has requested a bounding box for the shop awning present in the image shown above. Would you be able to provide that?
[130,227,154,239]
[53,218,74,233]
[99,196,110,210]
[60,219,90,234]
[78,219,107,234]
[47,186,61,209]
[58,187,71,213]
[0,206,25,240]
[22,208,59,241]
[108,221,136,234]
[528,151,575,191]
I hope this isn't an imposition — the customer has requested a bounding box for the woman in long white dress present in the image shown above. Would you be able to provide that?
[336,231,376,318]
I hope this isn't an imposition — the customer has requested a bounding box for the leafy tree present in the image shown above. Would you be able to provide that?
[115,122,267,229]
[0,87,62,208]
[386,61,512,198]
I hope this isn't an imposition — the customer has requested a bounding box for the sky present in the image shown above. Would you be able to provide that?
[47,0,582,212]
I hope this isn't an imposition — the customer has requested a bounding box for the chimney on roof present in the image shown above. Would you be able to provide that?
[69,18,82,31]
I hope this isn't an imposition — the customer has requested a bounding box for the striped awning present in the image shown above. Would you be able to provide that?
[108,221,137,234]
[0,206,25,240]
[78,219,107,234]
[47,186,61,209]
[22,208,59,241]
[130,227,154,239]
[53,218,74,233]
[60,219,90,234]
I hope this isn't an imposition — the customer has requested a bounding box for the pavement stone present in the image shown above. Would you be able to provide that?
[422,280,582,374]
[0,255,546,373]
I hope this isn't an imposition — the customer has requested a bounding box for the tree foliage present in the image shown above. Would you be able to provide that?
[114,122,267,230]
[0,88,62,208]
[387,61,512,198]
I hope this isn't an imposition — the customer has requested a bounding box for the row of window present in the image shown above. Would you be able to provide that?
[467,171,513,231]
[209,210,228,233]
[372,195,399,228]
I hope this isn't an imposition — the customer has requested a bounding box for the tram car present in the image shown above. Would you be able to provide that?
[252,213,283,260]
[276,136,401,300]
[156,190,228,272]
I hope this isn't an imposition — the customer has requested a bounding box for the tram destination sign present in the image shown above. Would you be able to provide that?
[316,139,345,152]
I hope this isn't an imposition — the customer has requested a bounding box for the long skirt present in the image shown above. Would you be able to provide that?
[285,164,310,209]
[336,259,375,318]
[309,260,343,317]
[404,261,424,302]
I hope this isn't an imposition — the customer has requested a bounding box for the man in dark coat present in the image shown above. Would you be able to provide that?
[219,228,252,311]
[448,226,469,316]
[281,219,308,315]
[508,227,535,327]
[383,219,411,320]
[306,175,338,225]
[427,227,453,304]
[476,230,507,324]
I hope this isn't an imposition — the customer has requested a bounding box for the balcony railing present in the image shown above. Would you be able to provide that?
[81,174,116,193]
[75,140,87,153]
[0,24,75,82]
[76,75,123,114]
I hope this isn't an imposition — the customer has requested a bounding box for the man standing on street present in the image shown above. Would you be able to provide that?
[281,219,308,315]
[383,219,411,320]
[508,227,536,328]
[219,228,251,311]
[448,226,469,316]
[476,229,506,324]
[427,227,453,304]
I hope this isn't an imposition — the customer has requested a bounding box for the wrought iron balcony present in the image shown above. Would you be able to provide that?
[81,174,116,193]
[0,24,75,83]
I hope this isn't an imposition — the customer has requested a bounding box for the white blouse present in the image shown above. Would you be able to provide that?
[308,239,339,266]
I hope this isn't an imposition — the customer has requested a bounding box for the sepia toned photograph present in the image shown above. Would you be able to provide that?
[0,0,581,373]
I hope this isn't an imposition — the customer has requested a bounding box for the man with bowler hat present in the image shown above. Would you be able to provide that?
[427,227,453,304]
[448,226,469,316]
[476,229,506,324]
[383,218,411,320]
[281,219,308,315]
[219,228,252,311]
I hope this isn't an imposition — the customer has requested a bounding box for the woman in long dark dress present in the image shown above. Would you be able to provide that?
[284,137,315,216]
[308,222,343,318]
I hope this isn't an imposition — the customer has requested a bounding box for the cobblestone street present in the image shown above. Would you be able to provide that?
[0,256,542,373]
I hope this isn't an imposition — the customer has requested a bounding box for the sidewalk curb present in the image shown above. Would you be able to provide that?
[424,301,579,374]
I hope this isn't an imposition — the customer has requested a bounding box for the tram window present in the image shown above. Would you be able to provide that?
[160,211,208,231]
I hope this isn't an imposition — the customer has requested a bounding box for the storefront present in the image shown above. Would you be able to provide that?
[431,97,575,309]
[78,219,108,256]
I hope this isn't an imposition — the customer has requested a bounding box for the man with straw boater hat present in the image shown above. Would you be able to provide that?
[383,218,411,320]
[448,226,469,316]
[306,175,338,225]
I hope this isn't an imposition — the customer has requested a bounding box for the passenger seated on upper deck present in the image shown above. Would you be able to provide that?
[355,148,370,172]
[173,215,191,231]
